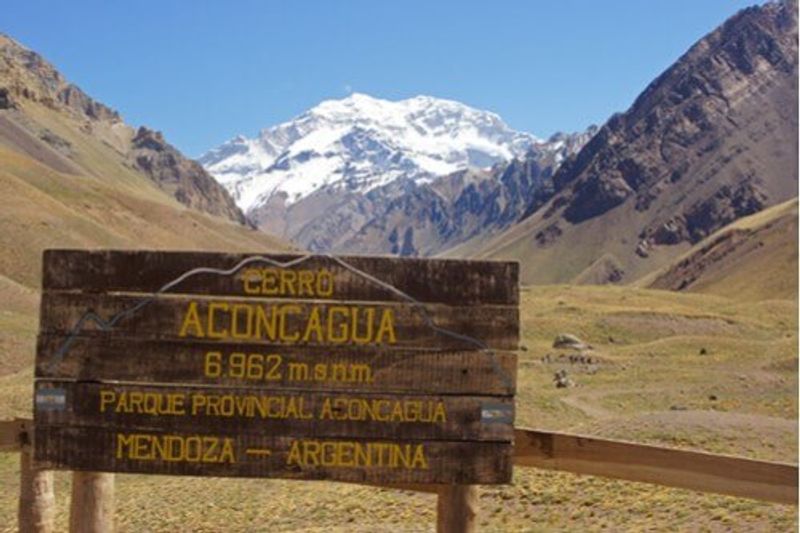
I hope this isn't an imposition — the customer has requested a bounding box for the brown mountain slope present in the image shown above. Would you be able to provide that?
[471,2,798,286]
[0,144,291,289]
[642,198,797,300]
[0,36,292,375]
[333,130,596,257]
[0,33,249,225]
[0,142,294,374]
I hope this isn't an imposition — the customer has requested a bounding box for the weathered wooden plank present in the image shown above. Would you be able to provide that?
[36,335,517,395]
[15,416,800,502]
[513,428,798,505]
[34,426,513,484]
[11,419,445,493]
[35,381,514,442]
[42,250,519,306]
[349,480,440,494]
[38,292,519,351]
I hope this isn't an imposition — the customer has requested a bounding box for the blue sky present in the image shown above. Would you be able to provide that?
[6,0,756,156]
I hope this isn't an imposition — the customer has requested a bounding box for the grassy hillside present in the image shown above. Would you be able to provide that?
[0,285,795,531]
[0,143,288,289]
[643,199,798,301]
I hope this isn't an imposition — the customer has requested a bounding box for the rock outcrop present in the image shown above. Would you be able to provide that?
[130,128,249,225]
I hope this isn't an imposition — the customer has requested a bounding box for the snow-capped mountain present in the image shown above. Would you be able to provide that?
[201,93,595,255]
[201,93,542,208]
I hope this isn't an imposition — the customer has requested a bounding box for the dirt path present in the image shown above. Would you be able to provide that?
[558,377,797,435]
[560,393,617,419]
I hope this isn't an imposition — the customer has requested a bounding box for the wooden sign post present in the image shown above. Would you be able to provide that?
[33,250,518,529]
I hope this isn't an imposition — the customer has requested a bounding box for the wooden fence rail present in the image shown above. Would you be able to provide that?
[2,419,797,532]
[513,427,798,505]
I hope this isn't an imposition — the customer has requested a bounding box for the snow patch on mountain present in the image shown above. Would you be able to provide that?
[200,93,549,212]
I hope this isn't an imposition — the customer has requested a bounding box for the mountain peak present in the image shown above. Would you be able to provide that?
[304,92,504,131]
[341,91,382,103]
[313,91,385,113]
[200,92,593,255]
[0,33,120,123]
[201,93,544,210]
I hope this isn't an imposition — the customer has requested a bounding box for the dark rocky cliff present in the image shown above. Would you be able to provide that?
[478,1,798,285]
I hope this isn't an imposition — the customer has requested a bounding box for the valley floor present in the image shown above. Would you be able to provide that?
[0,285,797,532]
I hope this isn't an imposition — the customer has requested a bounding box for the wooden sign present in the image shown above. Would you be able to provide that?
[34,250,519,484]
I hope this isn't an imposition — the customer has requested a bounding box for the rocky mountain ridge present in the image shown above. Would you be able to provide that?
[474,1,798,286]
[338,127,597,255]
[0,33,248,225]
[201,93,541,208]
